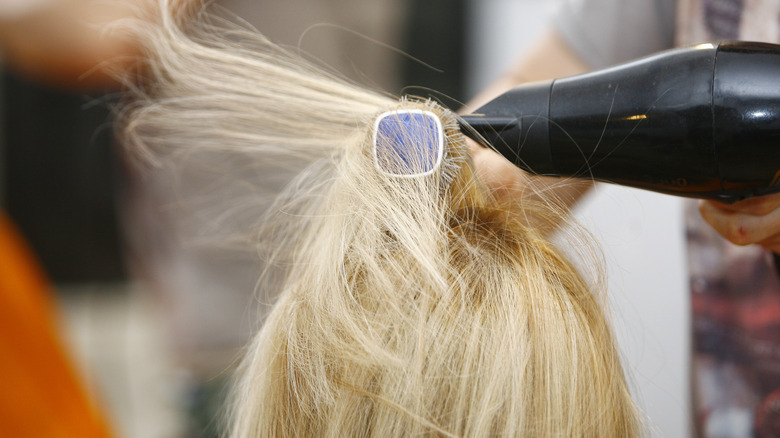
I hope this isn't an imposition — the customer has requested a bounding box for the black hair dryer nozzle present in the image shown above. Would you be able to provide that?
[461,41,780,203]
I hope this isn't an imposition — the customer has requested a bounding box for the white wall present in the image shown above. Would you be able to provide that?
[465,1,691,436]
[465,0,559,96]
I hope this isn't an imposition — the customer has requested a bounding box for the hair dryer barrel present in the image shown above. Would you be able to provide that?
[463,41,780,203]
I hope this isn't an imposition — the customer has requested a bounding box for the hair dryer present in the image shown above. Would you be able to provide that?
[460,41,780,203]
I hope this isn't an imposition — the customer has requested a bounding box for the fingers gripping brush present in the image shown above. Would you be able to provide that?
[460,41,780,203]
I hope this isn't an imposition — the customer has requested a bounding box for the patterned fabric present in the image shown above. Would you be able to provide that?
[678,2,780,436]
[677,0,780,45]
[703,0,744,38]
[686,203,780,437]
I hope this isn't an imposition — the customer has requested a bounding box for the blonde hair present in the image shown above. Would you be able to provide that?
[120,2,642,436]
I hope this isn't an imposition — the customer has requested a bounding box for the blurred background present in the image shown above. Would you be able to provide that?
[1,0,688,436]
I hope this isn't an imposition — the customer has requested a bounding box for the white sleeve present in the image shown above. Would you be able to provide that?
[554,0,678,68]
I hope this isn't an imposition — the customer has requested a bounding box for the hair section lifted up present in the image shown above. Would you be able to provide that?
[120,1,642,436]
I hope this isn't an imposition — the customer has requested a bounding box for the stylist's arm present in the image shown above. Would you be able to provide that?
[467,30,592,209]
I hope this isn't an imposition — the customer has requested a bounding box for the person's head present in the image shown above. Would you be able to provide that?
[121,2,641,436]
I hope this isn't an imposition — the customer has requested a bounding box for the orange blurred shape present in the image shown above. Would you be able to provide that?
[0,212,112,437]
